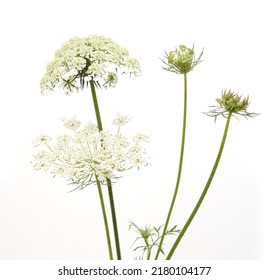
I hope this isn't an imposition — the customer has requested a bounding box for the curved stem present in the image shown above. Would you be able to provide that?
[89,80,122,260]
[96,177,113,260]
[155,73,188,259]
[166,112,232,259]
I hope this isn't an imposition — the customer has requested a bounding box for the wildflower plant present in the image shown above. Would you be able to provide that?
[155,44,203,259]
[34,35,258,260]
[37,35,142,260]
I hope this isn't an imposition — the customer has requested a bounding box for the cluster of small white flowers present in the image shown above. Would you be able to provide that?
[33,134,52,146]
[40,35,141,94]
[62,117,81,131]
[32,115,149,189]
[112,112,131,127]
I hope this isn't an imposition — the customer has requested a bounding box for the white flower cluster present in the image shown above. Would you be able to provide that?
[40,35,141,94]
[32,114,149,189]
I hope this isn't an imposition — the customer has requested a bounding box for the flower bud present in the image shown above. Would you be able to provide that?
[216,90,250,113]
[179,45,186,51]
[162,44,203,75]
[205,89,259,120]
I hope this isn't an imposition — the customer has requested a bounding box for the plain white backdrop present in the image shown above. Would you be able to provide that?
[0,0,268,260]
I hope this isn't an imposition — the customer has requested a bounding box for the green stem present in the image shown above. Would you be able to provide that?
[96,177,113,260]
[89,79,122,260]
[90,80,103,130]
[155,73,188,259]
[166,112,232,260]
[145,239,151,260]
[106,178,122,260]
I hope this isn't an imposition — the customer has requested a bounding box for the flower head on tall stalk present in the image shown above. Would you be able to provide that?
[32,114,149,190]
[38,35,141,260]
[161,44,203,75]
[155,44,203,260]
[40,35,141,95]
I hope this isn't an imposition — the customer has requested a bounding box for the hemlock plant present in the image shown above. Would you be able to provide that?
[33,35,258,260]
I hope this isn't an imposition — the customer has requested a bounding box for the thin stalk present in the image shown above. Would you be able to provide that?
[155,73,188,259]
[89,79,122,260]
[90,80,103,130]
[166,112,232,259]
[145,239,151,260]
[96,176,113,260]
[106,178,122,259]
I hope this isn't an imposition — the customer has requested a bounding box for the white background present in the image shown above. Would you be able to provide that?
[0,0,268,261]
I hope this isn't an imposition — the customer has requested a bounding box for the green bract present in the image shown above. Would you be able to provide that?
[129,221,180,260]
[40,35,141,94]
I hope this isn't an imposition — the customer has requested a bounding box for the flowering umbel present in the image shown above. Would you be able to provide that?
[205,89,259,120]
[162,45,203,74]
[40,35,141,95]
[32,114,149,189]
